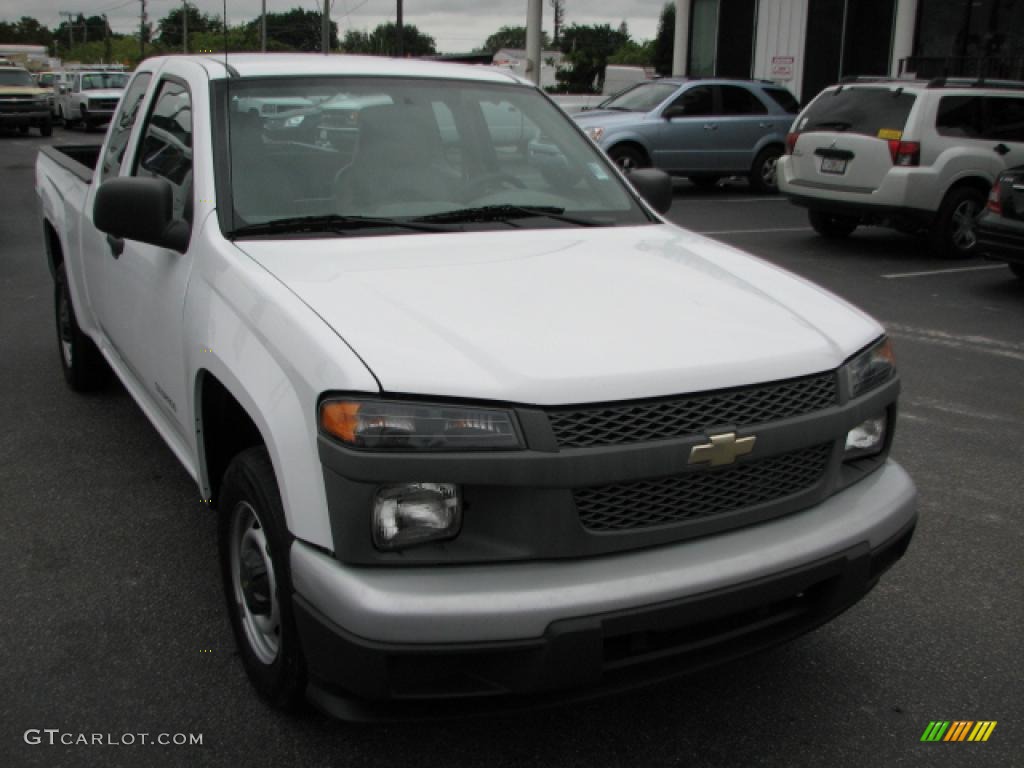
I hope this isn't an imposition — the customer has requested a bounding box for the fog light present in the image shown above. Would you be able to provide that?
[845,414,887,460]
[373,483,461,551]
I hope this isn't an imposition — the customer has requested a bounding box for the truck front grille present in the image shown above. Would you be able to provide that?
[574,443,832,532]
[547,371,838,449]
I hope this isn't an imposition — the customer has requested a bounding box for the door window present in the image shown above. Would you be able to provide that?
[133,79,193,224]
[719,85,767,115]
[100,73,152,183]
[668,85,714,117]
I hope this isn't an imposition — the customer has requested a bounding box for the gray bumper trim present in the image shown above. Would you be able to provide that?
[291,460,916,645]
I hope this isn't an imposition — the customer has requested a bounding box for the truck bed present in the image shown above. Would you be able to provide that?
[38,144,101,183]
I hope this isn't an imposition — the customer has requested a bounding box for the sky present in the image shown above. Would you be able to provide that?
[4,0,668,54]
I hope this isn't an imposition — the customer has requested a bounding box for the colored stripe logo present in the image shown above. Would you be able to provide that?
[920,721,997,742]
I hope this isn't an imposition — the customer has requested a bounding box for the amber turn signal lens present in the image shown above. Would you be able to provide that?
[320,401,362,444]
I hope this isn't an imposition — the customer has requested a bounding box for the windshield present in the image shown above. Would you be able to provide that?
[81,73,128,90]
[218,76,651,237]
[600,82,680,112]
[0,69,34,87]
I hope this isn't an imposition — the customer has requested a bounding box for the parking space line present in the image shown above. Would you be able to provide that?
[881,265,1007,279]
[886,322,1024,362]
[696,227,813,235]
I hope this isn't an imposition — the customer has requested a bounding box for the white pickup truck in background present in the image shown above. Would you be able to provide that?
[55,69,128,129]
[36,53,916,719]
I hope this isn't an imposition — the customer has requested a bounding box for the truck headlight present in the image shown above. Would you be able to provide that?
[373,483,461,550]
[846,337,895,398]
[585,126,604,142]
[845,413,887,460]
[320,398,522,452]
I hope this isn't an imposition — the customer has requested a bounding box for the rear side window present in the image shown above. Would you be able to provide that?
[763,87,800,114]
[719,85,767,115]
[936,96,1024,141]
[796,87,917,138]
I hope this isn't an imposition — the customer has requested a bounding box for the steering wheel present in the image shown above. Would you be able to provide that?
[463,172,526,199]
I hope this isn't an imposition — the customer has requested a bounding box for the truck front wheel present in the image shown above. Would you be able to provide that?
[39,117,53,137]
[54,264,108,391]
[219,447,307,711]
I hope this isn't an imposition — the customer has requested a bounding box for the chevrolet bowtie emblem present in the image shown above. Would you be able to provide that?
[688,432,756,467]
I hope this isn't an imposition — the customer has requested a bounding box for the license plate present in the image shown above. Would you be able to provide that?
[821,157,847,175]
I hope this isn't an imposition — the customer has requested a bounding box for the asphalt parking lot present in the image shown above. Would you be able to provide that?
[1,127,1021,768]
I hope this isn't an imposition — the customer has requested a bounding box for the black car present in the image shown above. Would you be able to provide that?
[977,165,1024,282]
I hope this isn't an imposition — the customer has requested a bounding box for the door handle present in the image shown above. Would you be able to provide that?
[106,234,124,258]
[994,143,1010,156]
[759,122,772,128]
[703,123,718,131]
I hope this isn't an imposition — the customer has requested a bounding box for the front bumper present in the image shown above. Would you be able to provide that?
[0,108,50,126]
[291,459,916,716]
[977,215,1024,266]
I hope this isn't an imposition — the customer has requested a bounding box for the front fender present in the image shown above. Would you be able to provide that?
[185,236,379,549]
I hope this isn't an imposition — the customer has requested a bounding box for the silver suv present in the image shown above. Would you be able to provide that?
[573,78,800,193]
[778,78,1024,258]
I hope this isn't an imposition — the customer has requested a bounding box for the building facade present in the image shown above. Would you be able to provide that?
[674,0,1024,104]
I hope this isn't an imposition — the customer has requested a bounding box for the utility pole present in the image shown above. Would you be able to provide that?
[183,1,188,54]
[140,0,147,59]
[59,11,78,50]
[525,0,542,85]
[322,0,330,54]
[261,0,267,52]
[103,14,112,63]
[396,0,403,57]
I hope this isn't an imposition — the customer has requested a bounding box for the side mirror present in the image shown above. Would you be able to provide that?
[93,177,190,253]
[626,168,673,214]
[662,105,686,120]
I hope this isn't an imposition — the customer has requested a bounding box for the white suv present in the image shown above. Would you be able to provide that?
[778,78,1024,258]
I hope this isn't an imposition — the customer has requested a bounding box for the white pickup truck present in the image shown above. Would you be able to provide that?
[36,54,916,718]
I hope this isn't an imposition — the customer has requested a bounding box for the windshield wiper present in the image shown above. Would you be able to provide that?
[414,205,607,227]
[229,214,448,238]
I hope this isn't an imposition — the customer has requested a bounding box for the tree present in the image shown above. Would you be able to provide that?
[247,8,338,52]
[550,0,565,45]
[479,25,551,54]
[342,23,436,57]
[653,2,675,76]
[556,23,630,92]
[157,6,222,48]
[608,40,654,67]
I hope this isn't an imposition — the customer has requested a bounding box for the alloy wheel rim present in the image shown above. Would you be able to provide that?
[230,501,280,665]
[951,199,979,250]
[762,156,778,187]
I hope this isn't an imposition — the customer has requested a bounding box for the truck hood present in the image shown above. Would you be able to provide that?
[237,225,881,405]
[81,89,123,99]
[0,86,49,97]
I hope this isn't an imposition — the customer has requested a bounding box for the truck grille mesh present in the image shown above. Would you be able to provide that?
[547,372,838,449]
[574,443,832,532]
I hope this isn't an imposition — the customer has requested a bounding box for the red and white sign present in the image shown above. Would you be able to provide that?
[771,56,795,80]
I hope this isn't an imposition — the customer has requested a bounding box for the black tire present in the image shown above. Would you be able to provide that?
[689,175,720,189]
[1010,263,1024,282]
[608,144,648,172]
[54,263,109,391]
[219,447,306,711]
[808,210,858,239]
[39,118,53,137]
[749,146,783,193]
[930,186,986,259]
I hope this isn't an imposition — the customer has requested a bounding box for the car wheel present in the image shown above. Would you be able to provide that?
[1010,263,1024,282]
[219,447,306,711]
[808,210,858,239]
[749,146,783,194]
[931,187,985,259]
[54,263,108,391]
[608,145,648,172]
[689,176,720,189]
[39,118,53,137]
